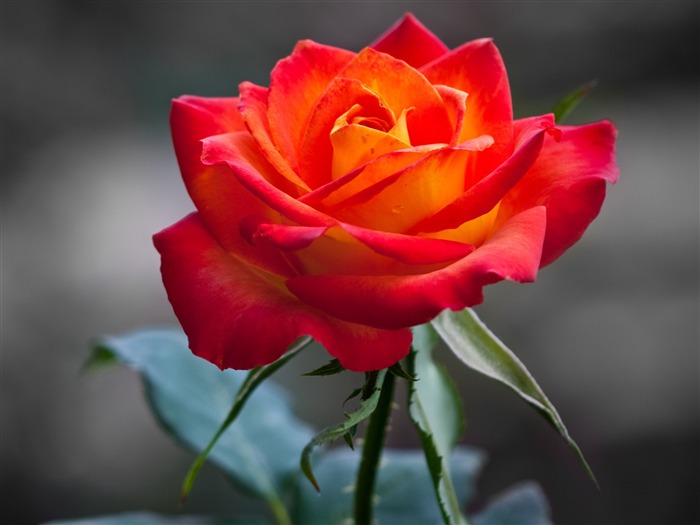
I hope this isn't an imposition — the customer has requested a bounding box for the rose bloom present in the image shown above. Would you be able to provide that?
[154,14,618,372]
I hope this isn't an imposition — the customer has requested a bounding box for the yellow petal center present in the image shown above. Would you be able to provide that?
[330,96,413,180]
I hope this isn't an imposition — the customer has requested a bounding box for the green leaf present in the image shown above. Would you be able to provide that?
[181,336,312,502]
[473,482,552,525]
[81,344,119,372]
[90,329,315,507]
[388,360,418,381]
[302,358,345,377]
[300,369,387,492]
[431,309,598,487]
[292,447,486,525]
[42,512,268,525]
[552,79,598,123]
[407,324,468,525]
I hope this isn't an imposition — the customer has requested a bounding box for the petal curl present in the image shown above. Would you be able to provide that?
[339,48,453,146]
[268,40,355,172]
[300,148,431,211]
[238,82,310,194]
[287,207,547,329]
[153,213,412,371]
[340,223,474,265]
[170,98,292,276]
[171,96,246,190]
[421,39,514,174]
[498,119,619,266]
[370,13,450,68]
[435,85,469,146]
[411,114,554,234]
[253,220,473,268]
[201,132,335,228]
[328,146,489,233]
[298,77,397,188]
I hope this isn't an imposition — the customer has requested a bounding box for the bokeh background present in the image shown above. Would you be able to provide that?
[2,2,698,524]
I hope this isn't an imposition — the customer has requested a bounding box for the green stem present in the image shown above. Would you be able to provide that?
[354,370,396,525]
[268,493,293,525]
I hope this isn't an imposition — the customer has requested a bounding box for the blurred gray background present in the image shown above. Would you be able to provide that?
[2,1,698,524]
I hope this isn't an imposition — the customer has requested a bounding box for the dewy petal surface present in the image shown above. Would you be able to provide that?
[287,206,547,330]
[154,213,412,371]
[370,13,450,68]
[497,119,619,266]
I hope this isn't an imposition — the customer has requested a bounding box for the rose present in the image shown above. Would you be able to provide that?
[153,14,618,372]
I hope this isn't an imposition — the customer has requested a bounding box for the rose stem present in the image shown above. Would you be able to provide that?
[354,369,396,525]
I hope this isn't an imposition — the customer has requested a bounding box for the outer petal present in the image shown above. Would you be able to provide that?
[267,40,355,172]
[287,206,547,330]
[421,39,514,174]
[498,119,619,266]
[170,97,292,276]
[171,96,246,189]
[370,13,450,68]
[153,213,412,371]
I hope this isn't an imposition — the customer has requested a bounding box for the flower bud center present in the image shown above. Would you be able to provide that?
[330,99,412,179]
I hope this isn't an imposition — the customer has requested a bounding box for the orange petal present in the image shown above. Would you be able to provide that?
[411,114,552,234]
[328,140,492,233]
[301,148,435,212]
[298,77,394,188]
[238,82,310,194]
[330,118,411,179]
[339,48,453,146]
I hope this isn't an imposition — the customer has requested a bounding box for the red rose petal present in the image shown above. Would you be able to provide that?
[421,39,514,174]
[340,222,474,266]
[153,213,411,371]
[498,119,619,266]
[287,206,546,330]
[267,40,355,172]
[370,13,450,68]
[170,98,293,276]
